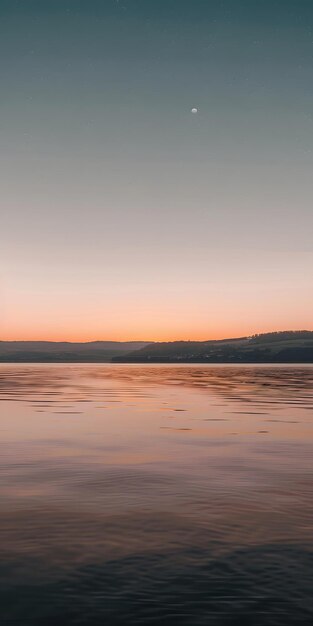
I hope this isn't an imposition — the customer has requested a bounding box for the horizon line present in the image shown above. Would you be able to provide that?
[1,329,312,345]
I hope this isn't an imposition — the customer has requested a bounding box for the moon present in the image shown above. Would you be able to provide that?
[191,107,198,114]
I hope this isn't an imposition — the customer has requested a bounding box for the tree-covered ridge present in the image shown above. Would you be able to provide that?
[114,331,313,363]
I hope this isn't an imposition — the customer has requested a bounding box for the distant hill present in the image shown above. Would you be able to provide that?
[1,332,313,363]
[0,341,151,363]
[113,331,313,364]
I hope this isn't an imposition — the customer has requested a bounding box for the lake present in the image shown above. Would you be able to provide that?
[1,364,313,625]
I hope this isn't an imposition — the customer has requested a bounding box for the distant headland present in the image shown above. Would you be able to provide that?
[1,332,313,363]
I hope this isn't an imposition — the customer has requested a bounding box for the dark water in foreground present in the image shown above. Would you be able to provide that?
[1,364,313,625]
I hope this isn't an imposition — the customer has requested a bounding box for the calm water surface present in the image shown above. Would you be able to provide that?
[1,364,313,625]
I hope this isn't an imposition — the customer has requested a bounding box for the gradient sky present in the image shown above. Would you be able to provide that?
[1,0,313,341]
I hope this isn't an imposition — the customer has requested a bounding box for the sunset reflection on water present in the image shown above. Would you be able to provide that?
[1,364,313,625]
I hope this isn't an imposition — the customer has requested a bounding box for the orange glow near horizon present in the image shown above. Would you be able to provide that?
[2,295,313,342]
[2,251,313,344]
[3,323,313,344]
[2,298,313,343]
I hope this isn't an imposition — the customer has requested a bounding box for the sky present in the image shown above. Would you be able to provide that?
[1,0,313,341]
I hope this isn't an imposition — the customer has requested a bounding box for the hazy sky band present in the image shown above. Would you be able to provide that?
[1,0,312,340]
